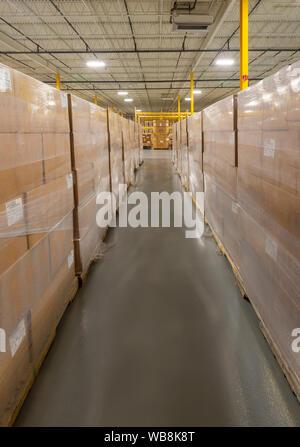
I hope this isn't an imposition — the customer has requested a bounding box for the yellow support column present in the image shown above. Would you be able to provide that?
[94,96,98,105]
[190,72,194,115]
[121,112,123,117]
[240,0,248,90]
[56,73,61,90]
[178,95,180,121]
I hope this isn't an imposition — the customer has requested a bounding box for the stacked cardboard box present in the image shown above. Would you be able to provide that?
[175,121,182,175]
[203,95,239,265]
[237,62,300,393]
[108,110,124,206]
[137,123,144,164]
[143,133,152,147]
[121,117,134,186]
[0,64,77,426]
[68,95,110,277]
[153,119,170,149]
[187,112,204,202]
[172,122,178,167]
[180,118,189,187]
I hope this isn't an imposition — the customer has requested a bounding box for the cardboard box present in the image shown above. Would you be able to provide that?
[48,212,74,278]
[0,134,44,203]
[43,133,72,182]
[25,174,74,248]
[0,196,28,276]
[203,95,236,132]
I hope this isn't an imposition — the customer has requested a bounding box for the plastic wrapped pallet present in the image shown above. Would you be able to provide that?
[187,112,204,200]
[203,95,238,265]
[172,122,178,166]
[180,118,188,187]
[176,120,182,175]
[68,95,110,276]
[237,61,300,399]
[153,119,170,149]
[137,123,144,165]
[108,110,124,206]
[121,117,135,186]
[0,63,77,426]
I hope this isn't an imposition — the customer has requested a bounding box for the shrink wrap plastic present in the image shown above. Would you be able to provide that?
[187,112,203,198]
[108,111,124,204]
[180,119,188,186]
[121,117,135,185]
[0,64,76,426]
[237,62,300,393]
[69,95,110,275]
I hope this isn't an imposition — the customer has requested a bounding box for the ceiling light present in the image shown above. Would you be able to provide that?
[118,91,128,96]
[124,98,133,102]
[193,89,202,94]
[86,60,106,68]
[136,109,142,112]
[162,98,173,101]
[215,59,234,66]
[185,97,191,101]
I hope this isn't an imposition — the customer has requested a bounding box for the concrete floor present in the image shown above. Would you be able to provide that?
[16,150,300,427]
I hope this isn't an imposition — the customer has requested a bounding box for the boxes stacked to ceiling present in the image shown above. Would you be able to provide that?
[187,112,204,202]
[176,120,182,174]
[237,62,300,393]
[203,95,239,265]
[153,119,170,149]
[180,118,189,187]
[108,110,124,207]
[121,117,135,186]
[0,63,77,426]
[68,95,110,277]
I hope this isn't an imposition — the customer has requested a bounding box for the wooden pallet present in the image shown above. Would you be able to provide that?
[8,282,78,426]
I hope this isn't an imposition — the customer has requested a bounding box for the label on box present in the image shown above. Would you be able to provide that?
[66,173,73,189]
[263,138,275,158]
[231,201,238,214]
[6,198,23,226]
[265,235,277,261]
[68,249,74,269]
[9,319,26,357]
[0,67,12,92]
[60,92,67,108]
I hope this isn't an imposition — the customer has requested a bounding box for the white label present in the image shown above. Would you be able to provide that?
[60,92,67,108]
[263,138,275,158]
[66,173,73,189]
[231,201,238,214]
[9,319,26,357]
[6,198,23,226]
[265,235,277,261]
[68,249,74,269]
[0,67,12,92]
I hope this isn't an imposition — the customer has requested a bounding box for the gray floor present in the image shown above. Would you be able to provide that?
[16,150,300,427]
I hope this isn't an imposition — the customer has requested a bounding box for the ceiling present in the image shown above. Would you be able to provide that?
[0,0,299,114]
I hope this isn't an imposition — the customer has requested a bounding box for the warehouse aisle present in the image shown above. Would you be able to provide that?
[16,150,300,427]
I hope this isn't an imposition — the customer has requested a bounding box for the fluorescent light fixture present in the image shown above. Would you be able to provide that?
[124,98,133,102]
[86,60,106,68]
[118,91,128,96]
[136,109,142,112]
[185,97,191,101]
[215,59,234,66]
[162,98,173,101]
[193,89,202,94]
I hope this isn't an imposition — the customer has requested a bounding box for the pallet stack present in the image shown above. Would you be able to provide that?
[237,62,300,396]
[203,95,239,265]
[187,112,204,202]
[121,117,135,186]
[68,95,110,278]
[0,64,77,426]
[180,118,189,187]
[153,119,170,149]
[142,133,152,148]
[108,110,124,206]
